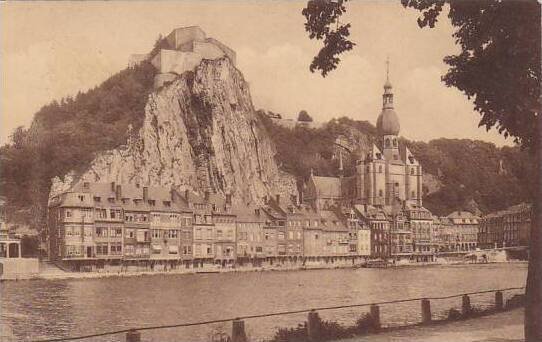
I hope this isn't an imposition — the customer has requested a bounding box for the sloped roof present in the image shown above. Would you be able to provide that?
[447,210,480,220]
[232,204,266,223]
[312,176,342,198]
[68,182,190,213]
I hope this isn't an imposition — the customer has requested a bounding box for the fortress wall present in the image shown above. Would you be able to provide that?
[193,41,228,61]
[166,26,206,50]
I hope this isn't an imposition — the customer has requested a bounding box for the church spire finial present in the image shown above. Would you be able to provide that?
[384,56,392,91]
[386,56,390,82]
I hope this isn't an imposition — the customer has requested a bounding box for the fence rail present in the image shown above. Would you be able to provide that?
[26,286,526,342]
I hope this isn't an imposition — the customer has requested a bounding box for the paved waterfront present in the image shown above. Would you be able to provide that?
[342,309,523,342]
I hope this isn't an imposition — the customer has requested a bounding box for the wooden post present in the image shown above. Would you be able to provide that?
[495,291,504,310]
[307,310,321,341]
[462,294,471,316]
[126,329,141,342]
[231,319,247,342]
[370,304,381,331]
[421,298,432,324]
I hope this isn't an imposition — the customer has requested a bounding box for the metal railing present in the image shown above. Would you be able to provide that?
[25,286,525,342]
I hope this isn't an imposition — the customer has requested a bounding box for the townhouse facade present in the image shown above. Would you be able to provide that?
[478,203,531,249]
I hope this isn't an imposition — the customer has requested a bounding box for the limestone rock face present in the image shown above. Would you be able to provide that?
[50,58,296,205]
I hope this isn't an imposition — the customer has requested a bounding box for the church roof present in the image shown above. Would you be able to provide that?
[311,176,342,198]
[377,108,400,136]
[400,145,419,166]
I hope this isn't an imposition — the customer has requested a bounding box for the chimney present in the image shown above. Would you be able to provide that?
[185,189,190,200]
[170,188,176,203]
[83,182,90,190]
[204,190,210,201]
[143,186,148,202]
[115,185,122,200]
[111,181,116,193]
[364,204,368,213]
[226,193,232,205]
[255,208,260,216]
[275,194,280,204]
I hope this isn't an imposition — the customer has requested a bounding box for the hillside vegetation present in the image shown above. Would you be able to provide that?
[0,61,156,227]
[0,67,533,231]
[258,111,533,216]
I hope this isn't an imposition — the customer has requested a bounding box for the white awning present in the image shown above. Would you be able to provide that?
[168,245,179,254]
[151,244,162,251]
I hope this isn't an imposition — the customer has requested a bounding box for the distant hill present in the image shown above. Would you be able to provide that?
[258,110,534,216]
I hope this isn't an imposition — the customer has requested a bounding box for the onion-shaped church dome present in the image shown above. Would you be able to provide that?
[377,108,400,136]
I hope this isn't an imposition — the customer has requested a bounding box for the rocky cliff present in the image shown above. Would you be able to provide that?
[50,58,296,205]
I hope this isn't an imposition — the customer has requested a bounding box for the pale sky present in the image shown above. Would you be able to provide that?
[1,1,512,146]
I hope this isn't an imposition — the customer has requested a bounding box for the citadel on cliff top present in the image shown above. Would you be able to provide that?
[130,26,236,88]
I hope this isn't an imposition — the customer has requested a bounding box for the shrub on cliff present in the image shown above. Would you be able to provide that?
[0,61,156,226]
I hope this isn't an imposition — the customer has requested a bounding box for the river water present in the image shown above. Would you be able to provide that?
[0,263,527,342]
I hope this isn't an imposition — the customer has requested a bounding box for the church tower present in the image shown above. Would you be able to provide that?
[377,59,401,162]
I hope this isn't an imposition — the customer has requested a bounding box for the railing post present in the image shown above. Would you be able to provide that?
[421,298,432,324]
[307,310,322,341]
[495,291,504,310]
[232,318,247,342]
[126,329,141,342]
[370,304,381,331]
[462,294,471,316]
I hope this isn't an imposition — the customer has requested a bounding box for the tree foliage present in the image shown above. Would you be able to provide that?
[302,0,355,77]
[297,110,314,122]
[260,111,533,216]
[0,61,156,227]
[302,0,541,149]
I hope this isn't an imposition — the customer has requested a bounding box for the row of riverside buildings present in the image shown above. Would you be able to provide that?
[46,69,532,270]
[46,180,532,270]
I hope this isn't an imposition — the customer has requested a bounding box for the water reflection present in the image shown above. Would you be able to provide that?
[0,263,527,342]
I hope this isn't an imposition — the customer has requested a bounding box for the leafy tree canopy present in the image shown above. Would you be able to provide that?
[302,0,541,149]
[297,110,314,122]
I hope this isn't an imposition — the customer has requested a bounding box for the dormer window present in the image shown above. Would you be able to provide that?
[148,200,156,206]
[108,198,115,203]
[376,152,382,159]
[164,201,171,207]
[93,196,101,202]
[78,195,85,202]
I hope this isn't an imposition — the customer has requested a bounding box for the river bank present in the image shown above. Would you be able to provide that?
[1,263,527,342]
[1,259,528,281]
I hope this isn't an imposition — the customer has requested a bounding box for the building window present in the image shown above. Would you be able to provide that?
[385,138,391,148]
[96,243,108,255]
[378,189,383,197]
[393,139,397,147]
[410,168,415,175]
[110,243,122,255]
[378,165,383,173]
[96,227,108,237]
[411,191,416,198]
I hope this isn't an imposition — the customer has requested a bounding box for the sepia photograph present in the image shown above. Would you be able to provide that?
[0,1,541,342]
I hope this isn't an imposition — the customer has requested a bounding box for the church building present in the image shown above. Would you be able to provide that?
[304,65,423,212]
